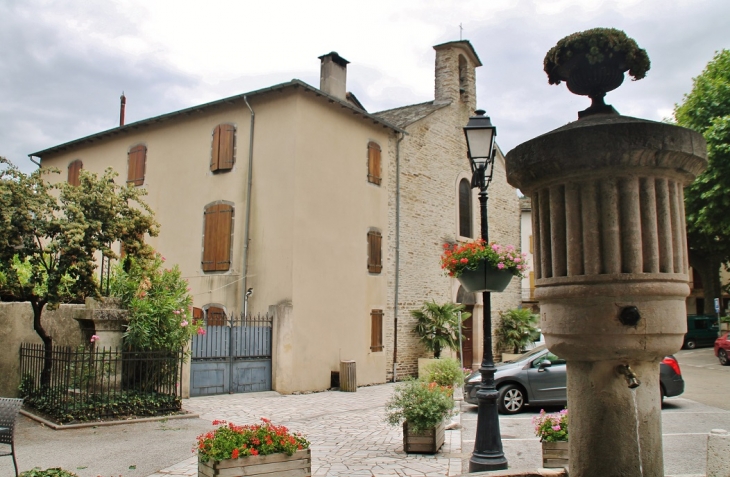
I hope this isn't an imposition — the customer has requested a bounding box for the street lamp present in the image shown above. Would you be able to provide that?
[465,110,508,472]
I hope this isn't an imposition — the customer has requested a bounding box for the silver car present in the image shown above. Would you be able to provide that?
[464,345,684,414]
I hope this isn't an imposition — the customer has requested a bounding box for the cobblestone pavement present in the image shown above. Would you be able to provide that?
[147,383,463,477]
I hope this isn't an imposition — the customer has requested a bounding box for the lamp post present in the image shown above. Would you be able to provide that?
[464,110,508,472]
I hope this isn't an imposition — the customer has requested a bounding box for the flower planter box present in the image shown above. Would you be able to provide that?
[198,449,311,477]
[403,420,445,454]
[457,260,513,293]
[542,441,569,469]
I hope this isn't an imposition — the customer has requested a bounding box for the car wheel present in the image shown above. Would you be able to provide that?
[498,384,525,414]
[685,339,697,350]
[719,349,729,366]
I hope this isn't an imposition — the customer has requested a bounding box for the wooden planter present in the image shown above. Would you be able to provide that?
[403,420,445,454]
[542,441,569,469]
[198,449,311,477]
[456,260,513,293]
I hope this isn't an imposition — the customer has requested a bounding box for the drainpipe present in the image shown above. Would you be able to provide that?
[393,132,405,382]
[28,155,41,168]
[241,96,255,313]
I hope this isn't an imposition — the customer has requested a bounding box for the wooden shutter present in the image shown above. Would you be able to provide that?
[68,160,82,186]
[370,309,383,351]
[206,306,227,326]
[218,125,235,170]
[202,203,234,272]
[367,230,382,273]
[211,124,235,172]
[367,142,381,185]
[193,307,204,324]
[459,178,472,237]
[127,145,146,186]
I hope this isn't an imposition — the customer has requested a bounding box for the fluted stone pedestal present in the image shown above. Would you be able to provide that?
[506,114,707,477]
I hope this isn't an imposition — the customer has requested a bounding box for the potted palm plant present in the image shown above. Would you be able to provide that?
[441,240,527,293]
[411,301,470,375]
[496,308,540,361]
[385,379,454,454]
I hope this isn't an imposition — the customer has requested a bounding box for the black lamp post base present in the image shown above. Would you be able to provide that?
[469,452,508,472]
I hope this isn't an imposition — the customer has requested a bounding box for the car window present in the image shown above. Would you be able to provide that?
[532,352,566,368]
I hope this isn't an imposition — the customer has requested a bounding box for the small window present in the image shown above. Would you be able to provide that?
[211,124,236,172]
[367,230,382,273]
[205,306,227,326]
[202,202,234,272]
[458,55,468,100]
[367,142,381,185]
[68,159,83,186]
[459,178,472,237]
[370,309,383,352]
[127,144,147,186]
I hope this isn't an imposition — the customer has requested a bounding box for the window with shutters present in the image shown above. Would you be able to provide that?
[210,124,236,172]
[202,202,234,272]
[68,159,83,186]
[458,178,472,238]
[367,230,382,274]
[367,141,381,185]
[127,144,147,186]
[192,307,204,326]
[370,309,383,352]
[204,305,227,326]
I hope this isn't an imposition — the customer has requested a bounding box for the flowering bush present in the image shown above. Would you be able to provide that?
[110,253,204,352]
[422,358,464,387]
[441,239,528,278]
[195,418,310,462]
[385,379,454,432]
[533,409,568,442]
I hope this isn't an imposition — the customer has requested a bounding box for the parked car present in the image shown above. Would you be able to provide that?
[464,345,685,413]
[683,314,719,349]
[714,332,730,365]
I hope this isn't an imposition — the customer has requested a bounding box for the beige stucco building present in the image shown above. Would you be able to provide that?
[31,41,521,394]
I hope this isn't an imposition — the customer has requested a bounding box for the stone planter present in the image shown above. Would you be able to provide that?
[501,352,524,362]
[198,449,311,477]
[542,441,569,469]
[403,420,445,454]
[720,322,730,331]
[457,260,513,293]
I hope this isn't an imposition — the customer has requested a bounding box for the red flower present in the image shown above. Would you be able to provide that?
[251,449,259,456]
[231,448,240,459]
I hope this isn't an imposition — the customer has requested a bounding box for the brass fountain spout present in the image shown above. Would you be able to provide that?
[617,364,641,389]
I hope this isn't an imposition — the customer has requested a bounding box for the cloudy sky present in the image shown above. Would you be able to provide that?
[2,0,729,173]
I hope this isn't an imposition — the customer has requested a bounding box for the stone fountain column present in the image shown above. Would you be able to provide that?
[506,115,706,476]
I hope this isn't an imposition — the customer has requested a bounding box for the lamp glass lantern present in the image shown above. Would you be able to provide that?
[464,109,497,173]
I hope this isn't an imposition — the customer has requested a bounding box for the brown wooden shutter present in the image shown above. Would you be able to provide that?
[202,203,234,272]
[367,230,382,273]
[210,125,221,172]
[218,125,235,170]
[193,307,204,324]
[370,309,383,351]
[206,306,227,326]
[127,145,146,186]
[367,142,381,185]
[68,160,82,186]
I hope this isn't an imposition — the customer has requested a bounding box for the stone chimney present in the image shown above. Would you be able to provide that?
[119,92,126,126]
[318,52,349,100]
[433,41,481,106]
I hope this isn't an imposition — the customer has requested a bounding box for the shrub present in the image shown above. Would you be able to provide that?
[385,379,454,432]
[496,308,539,354]
[20,469,79,477]
[422,358,463,387]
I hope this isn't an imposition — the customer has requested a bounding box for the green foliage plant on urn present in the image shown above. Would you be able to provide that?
[544,27,650,117]
[496,308,540,354]
[411,301,470,358]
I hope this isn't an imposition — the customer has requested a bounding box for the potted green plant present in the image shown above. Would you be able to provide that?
[496,308,540,360]
[196,418,311,476]
[533,409,569,469]
[441,240,527,293]
[411,301,470,377]
[385,379,454,453]
[543,27,650,117]
[422,357,464,387]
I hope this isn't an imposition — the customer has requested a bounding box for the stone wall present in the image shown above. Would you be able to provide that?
[384,42,521,380]
[0,302,86,397]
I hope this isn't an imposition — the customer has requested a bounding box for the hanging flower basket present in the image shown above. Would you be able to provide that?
[456,259,513,293]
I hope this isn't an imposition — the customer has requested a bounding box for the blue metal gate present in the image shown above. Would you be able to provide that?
[190,312,272,396]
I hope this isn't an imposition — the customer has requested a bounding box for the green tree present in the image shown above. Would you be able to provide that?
[0,157,158,384]
[495,308,539,354]
[411,301,471,359]
[675,50,730,314]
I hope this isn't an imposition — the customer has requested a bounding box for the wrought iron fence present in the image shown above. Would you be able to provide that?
[19,343,183,424]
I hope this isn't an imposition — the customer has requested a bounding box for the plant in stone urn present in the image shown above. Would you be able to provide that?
[543,27,650,117]
[441,240,527,293]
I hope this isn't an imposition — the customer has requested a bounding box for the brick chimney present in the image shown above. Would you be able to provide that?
[119,92,126,126]
[318,52,349,100]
